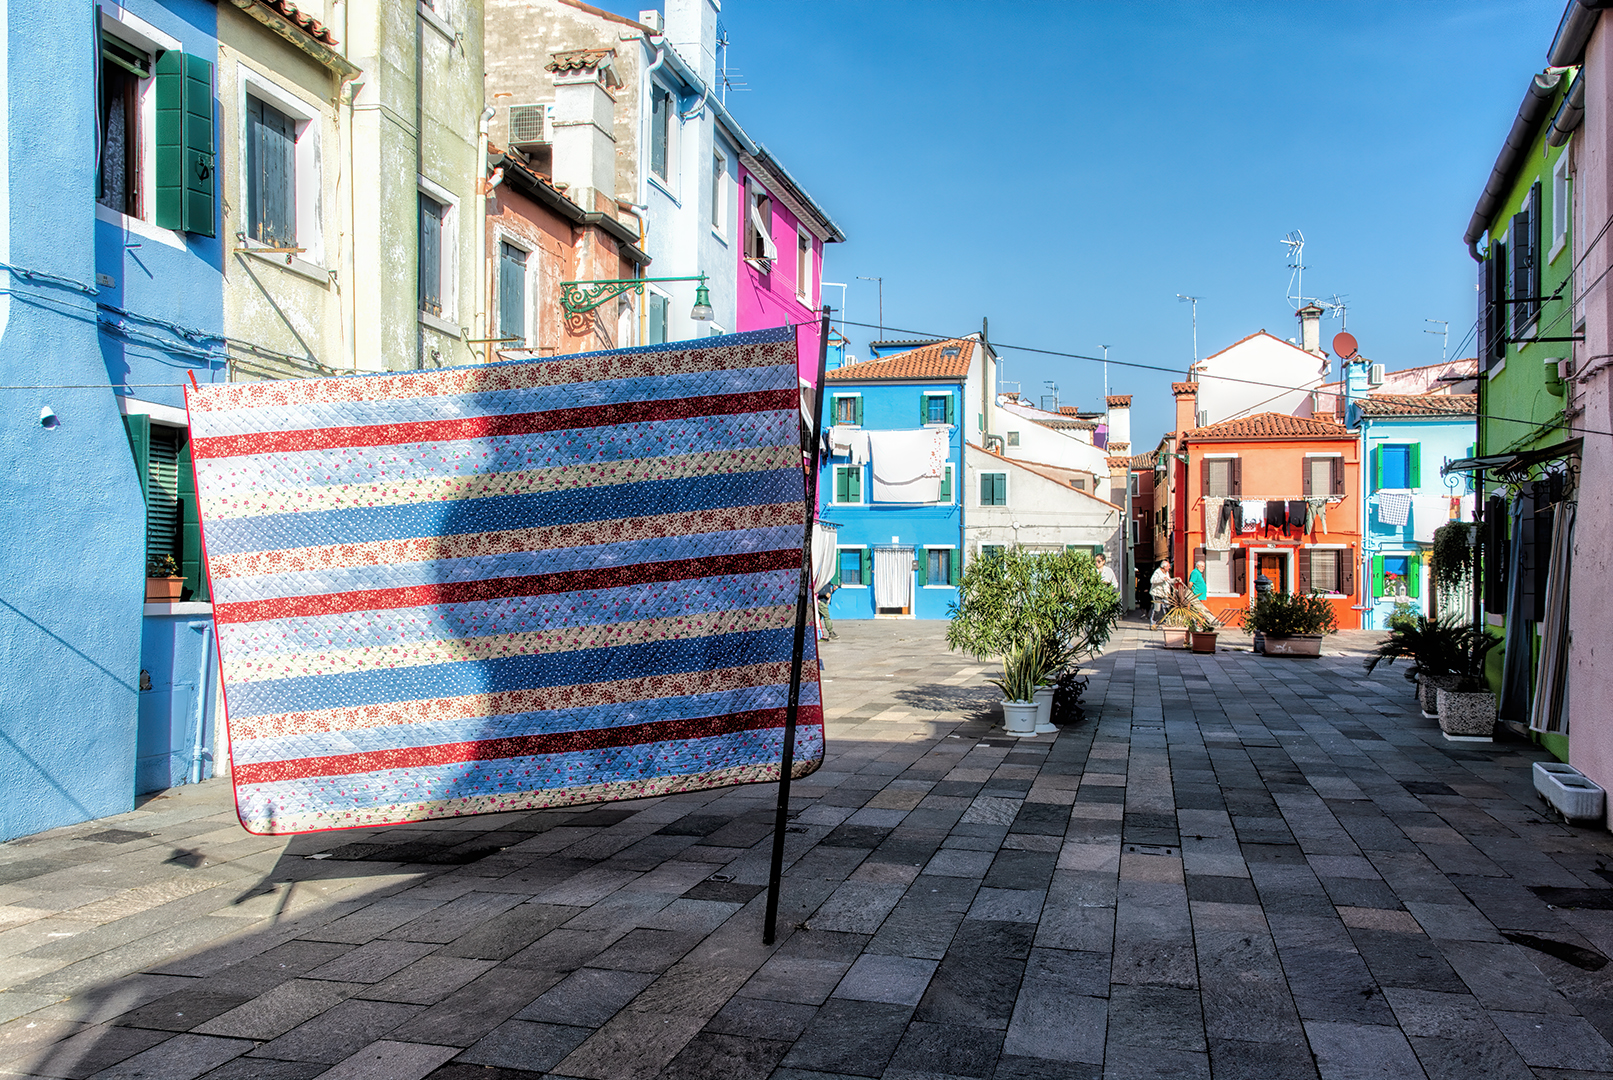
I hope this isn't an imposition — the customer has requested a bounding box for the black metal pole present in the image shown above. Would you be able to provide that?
[763,306,832,945]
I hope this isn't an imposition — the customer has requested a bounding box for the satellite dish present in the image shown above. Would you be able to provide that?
[1332,331,1358,359]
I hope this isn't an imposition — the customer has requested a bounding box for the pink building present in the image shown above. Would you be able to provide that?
[733,148,845,383]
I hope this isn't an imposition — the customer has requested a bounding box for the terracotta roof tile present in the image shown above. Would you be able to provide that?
[1171,381,1197,395]
[1184,411,1351,440]
[1106,394,1133,407]
[824,337,974,382]
[252,0,339,45]
[1033,417,1098,431]
[1356,394,1478,417]
[546,48,615,72]
[1129,450,1159,468]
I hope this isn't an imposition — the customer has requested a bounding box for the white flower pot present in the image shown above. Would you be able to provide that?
[1002,700,1040,737]
[1033,686,1056,734]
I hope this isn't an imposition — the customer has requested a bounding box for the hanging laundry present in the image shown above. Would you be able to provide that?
[1228,499,1243,534]
[828,424,856,457]
[1218,497,1235,535]
[1206,497,1233,551]
[1287,500,1307,536]
[1240,499,1263,533]
[925,427,949,478]
[1377,491,1411,527]
[867,429,943,502]
[1265,500,1288,531]
[1412,494,1450,543]
[1304,496,1329,535]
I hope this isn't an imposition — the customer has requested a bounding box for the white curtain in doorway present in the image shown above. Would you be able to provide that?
[812,523,838,595]
[874,547,913,610]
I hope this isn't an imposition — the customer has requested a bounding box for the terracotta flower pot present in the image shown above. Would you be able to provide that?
[1190,631,1218,654]
[145,576,184,602]
[1262,634,1322,657]
[1161,627,1188,649]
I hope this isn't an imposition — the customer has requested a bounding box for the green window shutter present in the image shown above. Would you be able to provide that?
[1370,445,1382,490]
[849,467,861,502]
[948,548,961,585]
[155,51,216,236]
[916,550,928,586]
[835,468,848,503]
[919,394,928,425]
[939,466,952,502]
[1372,554,1384,598]
[122,413,151,506]
[176,430,208,601]
[1409,443,1421,489]
[854,396,863,426]
[864,547,874,582]
[1093,544,1105,557]
[1407,552,1421,600]
[830,553,842,587]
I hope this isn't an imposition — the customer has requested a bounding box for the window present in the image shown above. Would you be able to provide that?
[745,184,776,264]
[980,472,1006,506]
[923,393,954,425]
[833,395,861,425]
[246,96,297,245]
[1071,478,1087,491]
[1511,182,1542,335]
[1552,154,1570,259]
[99,34,150,217]
[1006,431,1020,447]
[1130,473,1140,497]
[124,413,207,602]
[926,548,950,584]
[1373,553,1420,599]
[647,290,669,344]
[1303,455,1343,497]
[498,241,527,346]
[834,465,862,503]
[1204,550,1232,594]
[1129,518,1139,546]
[1300,547,1353,595]
[1203,457,1240,497]
[711,150,726,232]
[796,230,812,300]
[418,193,445,315]
[650,88,673,184]
[838,549,864,586]
[1372,443,1419,490]
[980,545,1005,561]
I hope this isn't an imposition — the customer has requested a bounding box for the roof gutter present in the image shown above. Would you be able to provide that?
[493,153,652,264]
[1548,69,1587,146]
[1549,0,1613,66]
[1463,71,1564,261]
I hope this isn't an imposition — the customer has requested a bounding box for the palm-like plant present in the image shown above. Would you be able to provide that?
[1362,613,1465,680]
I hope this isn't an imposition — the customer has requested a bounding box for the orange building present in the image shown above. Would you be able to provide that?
[1175,385,1364,629]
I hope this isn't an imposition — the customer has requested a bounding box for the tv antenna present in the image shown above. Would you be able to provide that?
[1425,319,1449,362]
[715,22,747,102]
[1281,230,1308,310]
[1042,380,1059,414]
[1318,294,1348,329]
[1099,344,1110,399]
[1176,295,1201,370]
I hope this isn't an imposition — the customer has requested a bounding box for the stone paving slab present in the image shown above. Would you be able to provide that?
[2,619,1613,1078]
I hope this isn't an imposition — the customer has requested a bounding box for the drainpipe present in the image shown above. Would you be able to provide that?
[188,621,214,785]
[474,104,496,360]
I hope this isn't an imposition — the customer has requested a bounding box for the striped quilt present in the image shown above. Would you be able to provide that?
[185,327,822,835]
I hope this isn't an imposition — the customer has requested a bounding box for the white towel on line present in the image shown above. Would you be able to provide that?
[1412,495,1451,543]
[867,429,943,502]
[1377,490,1412,527]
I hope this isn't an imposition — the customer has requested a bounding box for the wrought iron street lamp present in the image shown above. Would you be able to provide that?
[559,274,714,320]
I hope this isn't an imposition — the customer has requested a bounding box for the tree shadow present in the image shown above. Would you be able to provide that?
[892,683,1001,721]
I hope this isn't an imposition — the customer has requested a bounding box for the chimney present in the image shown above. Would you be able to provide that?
[664,0,717,86]
[1172,381,1198,433]
[1297,302,1324,355]
[1105,394,1132,449]
[547,50,621,216]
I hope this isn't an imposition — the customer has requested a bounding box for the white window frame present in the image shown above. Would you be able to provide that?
[922,392,950,427]
[836,545,869,588]
[493,230,534,348]
[832,465,863,506]
[645,283,671,345]
[96,5,185,251]
[1006,430,1020,446]
[831,393,861,427]
[1130,473,1141,497]
[922,544,958,588]
[745,180,777,265]
[1304,543,1350,597]
[416,173,459,330]
[237,66,326,270]
[1551,152,1570,264]
[795,227,813,302]
[710,148,727,239]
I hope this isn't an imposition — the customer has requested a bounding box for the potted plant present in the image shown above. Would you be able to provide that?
[1188,616,1218,654]
[947,547,1122,737]
[145,554,183,602]
[1244,590,1337,657]
[1361,613,1465,716]
[1436,629,1502,740]
[1155,588,1196,648]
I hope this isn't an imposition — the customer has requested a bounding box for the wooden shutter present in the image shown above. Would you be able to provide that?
[916,549,928,587]
[1527,181,1543,327]
[176,428,207,600]
[1231,548,1247,594]
[949,548,961,585]
[831,552,842,587]
[1297,549,1311,593]
[246,97,295,245]
[498,242,526,343]
[650,91,667,179]
[1407,552,1421,600]
[1200,457,1210,497]
[1331,456,1344,496]
[1370,446,1382,490]
[1476,253,1491,370]
[154,51,215,235]
[1483,495,1508,615]
[944,394,956,426]
[1489,241,1508,362]
[1340,546,1355,598]
[122,413,151,506]
[147,427,182,564]
[848,467,861,502]
[996,474,1006,505]
[1408,444,1422,489]
[864,547,874,586]
[1372,554,1384,598]
[835,467,848,503]
[939,466,951,502]
[1193,545,1205,564]
[1303,458,1313,497]
[853,396,863,426]
[1230,457,1242,497]
[919,394,928,425]
[1511,210,1531,338]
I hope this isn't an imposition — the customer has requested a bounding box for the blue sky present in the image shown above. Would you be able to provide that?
[601,0,1566,443]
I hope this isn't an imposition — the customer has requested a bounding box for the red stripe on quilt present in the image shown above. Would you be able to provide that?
[232,704,822,784]
[191,390,796,459]
[212,548,802,625]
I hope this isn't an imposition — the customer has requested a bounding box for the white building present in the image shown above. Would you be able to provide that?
[963,444,1125,567]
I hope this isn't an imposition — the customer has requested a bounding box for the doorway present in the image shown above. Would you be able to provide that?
[1257,551,1288,594]
[873,546,915,616]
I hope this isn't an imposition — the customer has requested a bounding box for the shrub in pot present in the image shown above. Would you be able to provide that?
[145,553,183,602]
[1243,590,1337,656]
[1361,614,1464,713]
[947,547,1122,735]
[1187,617,1218,654]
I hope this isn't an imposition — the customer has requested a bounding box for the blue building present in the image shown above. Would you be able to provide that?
[1348,378,1477,630]
[1,0,225,841]
[819,335,996,621]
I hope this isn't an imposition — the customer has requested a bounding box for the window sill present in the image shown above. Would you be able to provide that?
[418,2,455,41]
[419,310,463,339]
[1549,234,1568,264]
[837,584,868,589]
[921,584,956,589]
[1487,356,1507,381]
[711,228,728,246]
[96,204,186,252]
[647,175,680,206]
[145,602,213,616]
[236,241,332,286]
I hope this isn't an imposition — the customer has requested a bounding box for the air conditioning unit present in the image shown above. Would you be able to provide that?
[508,103,552,147]
[1367,363,1385,387]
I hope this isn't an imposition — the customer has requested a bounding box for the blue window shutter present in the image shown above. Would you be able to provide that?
[155,51,215,235]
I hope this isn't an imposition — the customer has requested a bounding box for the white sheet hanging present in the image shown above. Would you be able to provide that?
[874,547,913,609]
[1411,495,1449,543]
[812,522,838,595]
[868,430,942,502]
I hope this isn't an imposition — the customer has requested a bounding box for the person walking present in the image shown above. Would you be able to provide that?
[1149,558,1173,627]
[1188,558,1208,604]
[816,585,837,641]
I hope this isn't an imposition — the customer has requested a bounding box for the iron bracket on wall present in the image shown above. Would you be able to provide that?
[560,274,707,316]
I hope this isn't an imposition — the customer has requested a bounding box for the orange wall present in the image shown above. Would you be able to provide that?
[1183,436,1363,629]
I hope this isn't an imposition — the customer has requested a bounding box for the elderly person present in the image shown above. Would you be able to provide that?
[1094,552,1119,593]
[1148,558,1173,627]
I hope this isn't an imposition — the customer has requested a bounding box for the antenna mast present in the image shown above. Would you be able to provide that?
[1281,230,1308,309]
[1175,295,1201,373]
[1425,319,1449,362]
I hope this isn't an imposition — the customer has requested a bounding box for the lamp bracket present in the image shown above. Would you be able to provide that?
[560,274,707,316]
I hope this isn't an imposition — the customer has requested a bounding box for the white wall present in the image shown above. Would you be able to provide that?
[995,398,1114,502]
[963,445,1123,564]
[1195,333,1330,426]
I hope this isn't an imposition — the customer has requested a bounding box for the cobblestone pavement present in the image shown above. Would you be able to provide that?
[4,619,1613,1079]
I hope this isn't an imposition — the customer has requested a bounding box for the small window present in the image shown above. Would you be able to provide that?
[796,230,811,299]
[1552,154,1570,254]
[980,472,1007,506]
[98,34,151,217]
[498,241,527,345]
[1204,550,1233,593]
[839,549,863,586]
[650,88,672,183]
[745,184,776,263]
[927,548,948,583]
[980,544,1005,561]
[247,96,297,245]
[647,291,669,344]
[711,150,726,231]
[834,465,862,504]
[1307,456,1334,497]
[1308,548,1341,594]
[1072,478,1087,491]
[418,193,445,315]
[1206,458,1233,497]
[1006,431,1020,447]
[926,396,947,424]
[1376,444,1412,490]
[833,396,860,425]
[1130,473,1140,497]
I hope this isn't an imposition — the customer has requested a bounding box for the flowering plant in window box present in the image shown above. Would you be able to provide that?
[146,554,183,602]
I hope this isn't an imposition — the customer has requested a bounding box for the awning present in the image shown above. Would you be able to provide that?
[1441,437,1582,481]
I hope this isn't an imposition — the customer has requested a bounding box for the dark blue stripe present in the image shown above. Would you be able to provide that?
[224,627,801,719]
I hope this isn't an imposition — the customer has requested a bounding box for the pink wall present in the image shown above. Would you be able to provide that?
[735,164,824,386]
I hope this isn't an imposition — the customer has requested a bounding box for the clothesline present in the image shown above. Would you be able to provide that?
[1192,495,1343,507]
